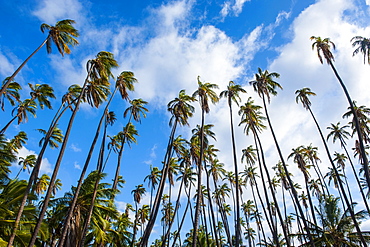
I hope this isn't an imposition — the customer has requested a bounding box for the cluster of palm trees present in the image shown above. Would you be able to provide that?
[0,18,370,246]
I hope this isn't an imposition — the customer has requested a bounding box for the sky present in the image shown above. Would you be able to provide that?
[1,0,370,239]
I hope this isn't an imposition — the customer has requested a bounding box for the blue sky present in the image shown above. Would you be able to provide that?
[2,0,370,238]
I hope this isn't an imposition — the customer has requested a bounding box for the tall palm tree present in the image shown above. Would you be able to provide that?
[219,81,246,246]
[28,51,118,247]
[15,154,36,179]
[351,36,370,65]
[310,36,370,199]
[250,68,308,246]
[0,19,79,100]
[140,90,195,247]
[7,85,80,247]
[58,72,137,246]
[191,76,219,247]
[295,86,367,246]
[327,122,370,213]
[0,78,21,111]
[131,184,146,247]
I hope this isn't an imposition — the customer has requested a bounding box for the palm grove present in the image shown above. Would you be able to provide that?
[1,19,370,247]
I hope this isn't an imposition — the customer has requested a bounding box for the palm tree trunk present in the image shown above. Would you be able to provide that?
[0,115,17,134]
[341,141,370,213]
[28,71,91,247]
[328,61,370,193]
[140,121,178,247]
[7,99,71,247]
[228,100,241,247]
[192,109,206,247]
[58,106,112,247]
[0,36,50,98]
[307,105,368,246]
[261,94,313,247]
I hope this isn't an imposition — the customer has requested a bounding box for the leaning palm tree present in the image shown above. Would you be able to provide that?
[251,68,312,247]
[140,89,195,247]
[28,51,118,247]
[310,36,370,198]
[295,87,367,246]
[191,76,219,247]
[219,81,246,246]
[351,36,370,65]
[0,78,21,111]
[131,184,146,247]
[7,85,80,247]
[0,19,79,100]
[58,72,137,246]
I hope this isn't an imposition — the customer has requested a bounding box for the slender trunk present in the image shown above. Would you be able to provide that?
[307,105,367,246]
[192,109,205,247]
[328,61,370,195]
[79,119,108,247]
[0,115,17,134]
[58,105,111,247]
[139,121,178,247]
[7,99,71,247]
[228,99,241,247]
[0,36,49,99]
[342,140,370,213]
[28,71,91,247]
[261,94,313,247]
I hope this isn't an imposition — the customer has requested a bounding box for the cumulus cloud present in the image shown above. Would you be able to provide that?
[220,0,250,18]
[32,0,84,24]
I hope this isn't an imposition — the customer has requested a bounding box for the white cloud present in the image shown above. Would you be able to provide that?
[74,161,81,170]
[32,0,83,24]
[0,52,16,78]
[220,0,250,18]
[70,143,81,152]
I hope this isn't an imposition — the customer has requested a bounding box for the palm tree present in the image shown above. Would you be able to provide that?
[310,36,370,200]
[7,86,79,247]
[0,78,21,111]
[132,184,146,247]
[15,154,36,179]
[0,99,37,134]
[0,19,79,100]
[140,90,195,247]
[250,68,306,246]
[58,72,137,246]
[28,51,118,247]
[295,86,367,246]
[219,80,246,246]
[296,195,370,246]
[144,165,161,209]
[327,122,370,213]
[191,76,219,247]
[351,36,370,65]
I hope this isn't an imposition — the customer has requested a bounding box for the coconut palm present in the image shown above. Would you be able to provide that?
[311,36,370,201]
[140,90,195,247]
[327,122,370,213]
[28,51,118,247]
[0,99,37,134]
[0,19,79,101]
[191,76,219,246]
[132,184,146,247]
[15,154,36,179]
[295,87,367,245]
[251,68,302,246]
[351,36,370,65]
[220,80,246,246]
[0,78,21,111]
[296,195,370,246]
[59,72,137,246]
[7,86,80,246]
